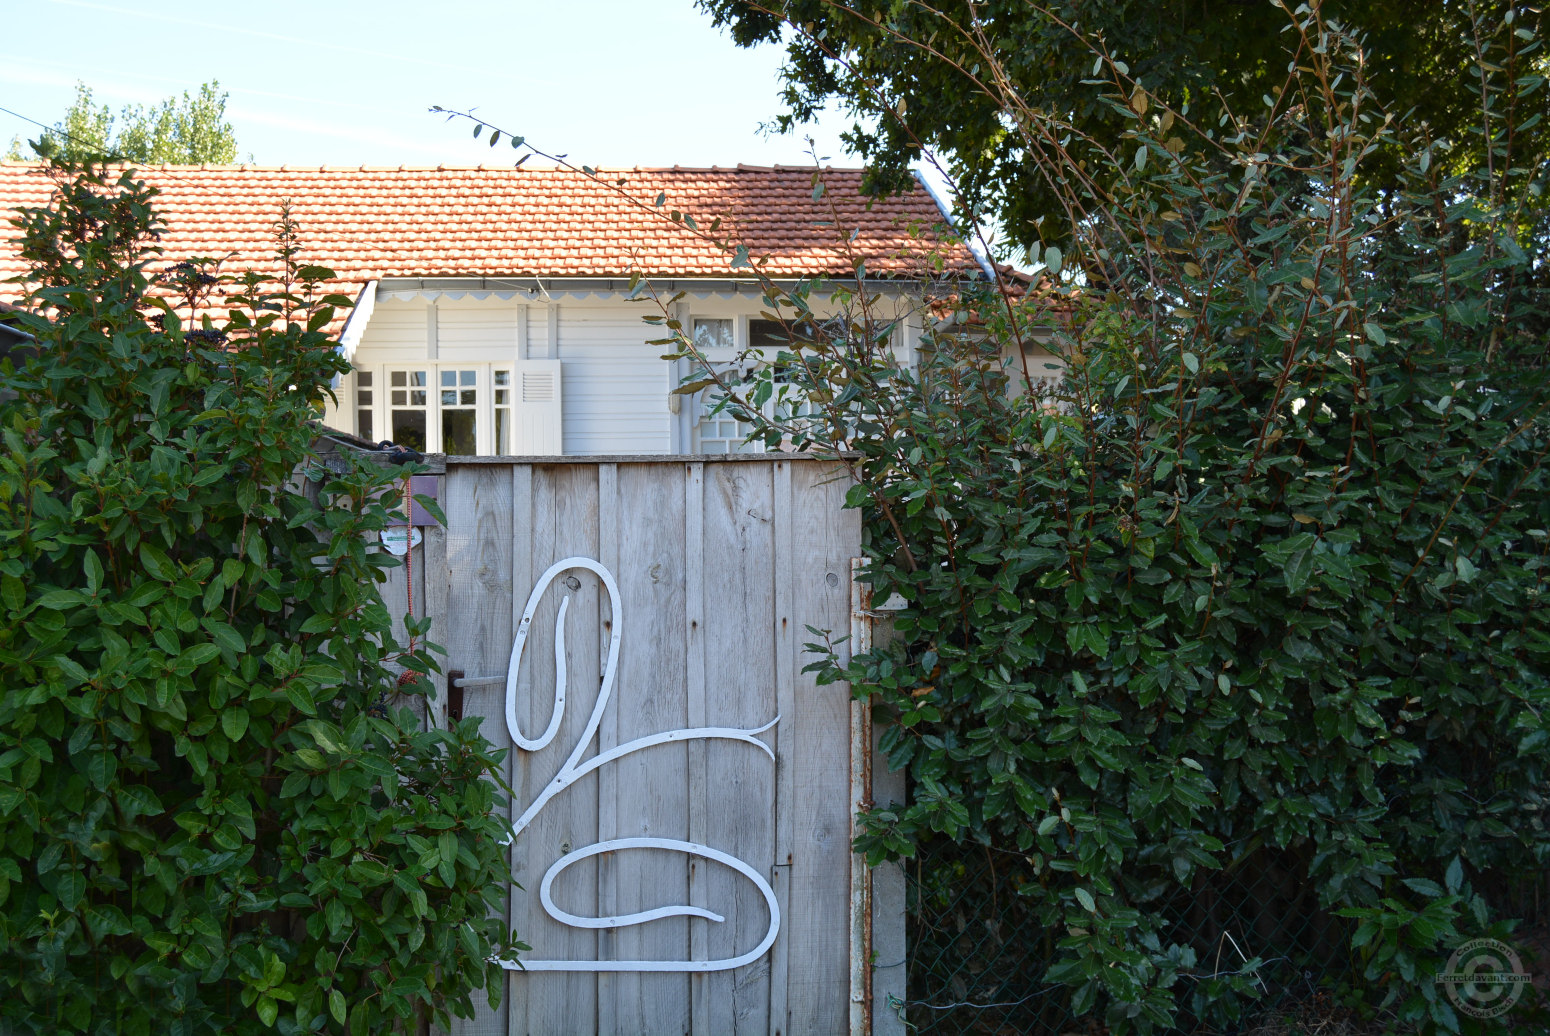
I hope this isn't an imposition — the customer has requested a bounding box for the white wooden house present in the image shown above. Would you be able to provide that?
[1,162,1001,454]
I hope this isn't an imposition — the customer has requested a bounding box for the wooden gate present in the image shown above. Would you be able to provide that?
[397,456,869,1035]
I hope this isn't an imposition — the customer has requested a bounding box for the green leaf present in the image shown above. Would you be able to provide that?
[286,684,317,715]
[294,749,327,770]
[138,543,174,582]
[350,859,390,885]
[1402,878,1445,898]
[202,618,246,654]
[35,588,83,611]
[298,613,336,635]
[83,751,116,791]
[53,869,85,910]
[256,996,278,1027]
[1074,887,1096,912]
[221,708,249,743]
[413,493,447,526]
[53,655,90,688]
[177,643,221,670]
[0,575,23,613]
[329,988,347,1024]
[1283,547,1315,594]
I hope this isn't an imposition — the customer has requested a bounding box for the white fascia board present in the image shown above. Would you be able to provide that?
[912,168,996,280]
[336,280,378,364]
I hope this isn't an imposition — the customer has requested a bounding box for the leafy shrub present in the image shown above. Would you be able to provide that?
[0,161,518,1035]
[669,3,1550,1032]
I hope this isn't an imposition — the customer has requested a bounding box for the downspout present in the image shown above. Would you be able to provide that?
[912,169,995,280]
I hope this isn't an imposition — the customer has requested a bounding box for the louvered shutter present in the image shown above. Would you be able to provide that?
[510,360,563,455]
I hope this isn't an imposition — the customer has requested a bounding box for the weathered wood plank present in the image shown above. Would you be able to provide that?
[787,461,861,1036]
[687,462,709,1033]
[500,464,533,1032]
[768,459,795,1036]
[700,461,777,1034]
[768,862,792,1036]
[595,463,619,1032]
[606,462,691,1034]
[441,464,515,1036]
[516,465,602,1036]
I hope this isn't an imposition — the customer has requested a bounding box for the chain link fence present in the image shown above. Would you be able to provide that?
[899,838,1550,1034]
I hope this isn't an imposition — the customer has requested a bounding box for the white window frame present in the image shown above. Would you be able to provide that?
[687,318,826,455]
[686,314,857,453]
[686,317,757,453]
[353,362,516,456]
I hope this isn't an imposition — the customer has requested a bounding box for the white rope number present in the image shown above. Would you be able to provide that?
[497,557,781,973]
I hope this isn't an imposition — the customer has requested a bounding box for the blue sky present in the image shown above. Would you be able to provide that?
[1,0,855,169]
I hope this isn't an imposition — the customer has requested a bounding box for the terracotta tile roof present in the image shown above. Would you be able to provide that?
[0,163,980,335]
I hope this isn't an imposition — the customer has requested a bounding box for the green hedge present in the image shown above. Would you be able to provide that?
[0,161,520,1035]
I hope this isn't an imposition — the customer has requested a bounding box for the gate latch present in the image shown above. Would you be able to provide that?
[443,671,505,724]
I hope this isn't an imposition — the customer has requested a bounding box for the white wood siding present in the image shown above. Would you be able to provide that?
[339,290,929,456]
[357,298,430,359]
[556,306,671,455]
[439,300,520,359]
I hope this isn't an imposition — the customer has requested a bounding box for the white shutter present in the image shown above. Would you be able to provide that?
[511,359,563,455]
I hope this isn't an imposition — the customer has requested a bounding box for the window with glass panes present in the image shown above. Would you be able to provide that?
[689,318,761,453]
[690,317,840,452]
[493,370,518,454]
[439,369,478,455]
[355,371,375,443]
[359,365,511,455]
[388,369,430,453]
